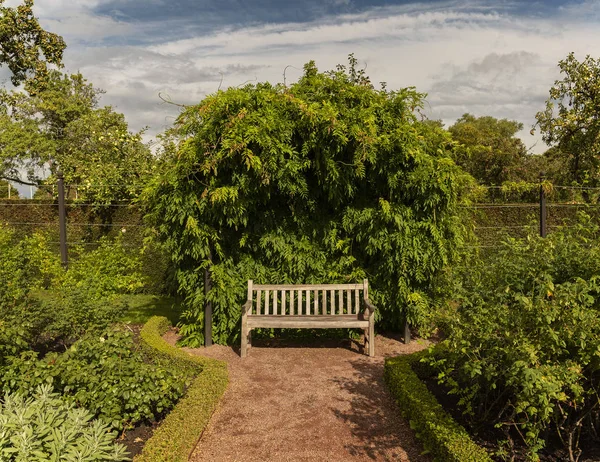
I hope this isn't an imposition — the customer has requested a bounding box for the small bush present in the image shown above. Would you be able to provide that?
[0,328,191,430]
[0,384,129,461]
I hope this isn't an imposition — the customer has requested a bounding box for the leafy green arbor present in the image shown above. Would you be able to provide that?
[144,58,470,346]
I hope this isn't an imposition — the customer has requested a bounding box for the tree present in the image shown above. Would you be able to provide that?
[143,57,470,346]
[535,52,600,185]
[449,114,528,185]
[0,71,153,203]
[0,0,65,90]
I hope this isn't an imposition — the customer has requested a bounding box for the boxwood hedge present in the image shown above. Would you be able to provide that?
[384,350,491,462]
[135,316,228,462]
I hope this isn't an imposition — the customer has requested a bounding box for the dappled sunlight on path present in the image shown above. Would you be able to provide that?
[164,333,431,462]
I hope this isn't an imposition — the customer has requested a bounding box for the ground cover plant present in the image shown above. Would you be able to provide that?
[426,214,600,461]
[143,55,471,346]
[0,385,129,461]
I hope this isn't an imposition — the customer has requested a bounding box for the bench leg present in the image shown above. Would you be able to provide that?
[241,315,248,358]
[368,317,375,357]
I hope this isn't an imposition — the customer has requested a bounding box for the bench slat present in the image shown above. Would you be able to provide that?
[346,290,351,315]
[282,290,286,315]
[265,290,270,315]
[247,315,369,329]
[257,290,262,315]
[354,289,359,315]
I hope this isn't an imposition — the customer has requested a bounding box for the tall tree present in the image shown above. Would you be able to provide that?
[449,113,528,185]
[0,0,65,91]
[0,71,153,203]
[535,52,600,185]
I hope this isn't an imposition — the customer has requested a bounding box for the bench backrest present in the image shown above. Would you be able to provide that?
[246,280,368,316]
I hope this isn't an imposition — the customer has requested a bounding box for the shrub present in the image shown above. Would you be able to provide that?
[0,328,191,430]
[64,235,146,299]
[0,384,129,461]
[431,216,600,460]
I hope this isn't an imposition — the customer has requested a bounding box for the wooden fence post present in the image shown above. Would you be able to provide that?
[539,172,547,238]
[57,171,68,269]
[204,246,213,347]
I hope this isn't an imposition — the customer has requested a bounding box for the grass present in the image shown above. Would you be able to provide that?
[31,290,184,326]
[116,294,184,325]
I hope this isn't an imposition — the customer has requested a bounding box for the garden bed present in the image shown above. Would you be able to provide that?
[386,350,600,462]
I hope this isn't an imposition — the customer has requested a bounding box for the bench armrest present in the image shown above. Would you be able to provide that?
[364,298,377,316]
[242,300,252,314]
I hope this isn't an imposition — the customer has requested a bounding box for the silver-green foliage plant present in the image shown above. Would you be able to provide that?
[143,55,470,345]
[0,384,129,461]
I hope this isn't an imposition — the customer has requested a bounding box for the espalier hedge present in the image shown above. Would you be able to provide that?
[135,316,228,462]
[143,56,472,346]
[384,351,491,462]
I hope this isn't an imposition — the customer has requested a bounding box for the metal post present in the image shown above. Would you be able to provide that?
[57,171,68,269]
[539,172,547,238]
[7,182,10,199]
[404,321,411,345]
[204,247,213,347]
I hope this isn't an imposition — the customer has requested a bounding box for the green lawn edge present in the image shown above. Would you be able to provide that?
[135,316,228,462]
[384,351,492,462]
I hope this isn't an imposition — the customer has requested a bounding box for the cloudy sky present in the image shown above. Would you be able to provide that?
[4,0,600,153]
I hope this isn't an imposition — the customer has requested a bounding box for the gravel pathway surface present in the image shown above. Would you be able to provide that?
[166,333,432,462]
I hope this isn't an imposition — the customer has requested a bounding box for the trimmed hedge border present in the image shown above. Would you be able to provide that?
[135,316,228,462]
[384,351,492,462]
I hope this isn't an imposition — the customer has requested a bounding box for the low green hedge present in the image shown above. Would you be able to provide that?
[135,316,228,462]
[384,351,491,462]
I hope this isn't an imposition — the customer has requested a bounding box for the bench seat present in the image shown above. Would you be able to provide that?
[247,315,370,329]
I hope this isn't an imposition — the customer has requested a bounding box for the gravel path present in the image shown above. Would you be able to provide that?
[167,333,432,462]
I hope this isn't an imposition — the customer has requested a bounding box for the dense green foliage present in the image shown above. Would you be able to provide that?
[0,226,189,441]
[0,225,146,350]
[429,215,600,460]
[1,328,190,430]
[0,385,129,462]
[0,0,65,90]
[0,71,152,203]
[536,53,600,185]
[384,351,492,462]
[144,56,469,345]
[136,317,228,462]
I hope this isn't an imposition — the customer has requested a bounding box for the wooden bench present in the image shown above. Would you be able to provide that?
[240,279,377,358]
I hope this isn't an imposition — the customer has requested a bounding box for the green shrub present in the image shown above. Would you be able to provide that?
[64,235,146,299]
[0,328,191,430]
[135,316,228,462]
[431,215,600,459]
[0,384,129,461]
[384,352,491,462]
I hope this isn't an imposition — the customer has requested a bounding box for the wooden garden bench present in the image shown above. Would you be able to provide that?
[240,279,377,358]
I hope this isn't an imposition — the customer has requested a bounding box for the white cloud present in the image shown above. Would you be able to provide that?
[9,1,600,151]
